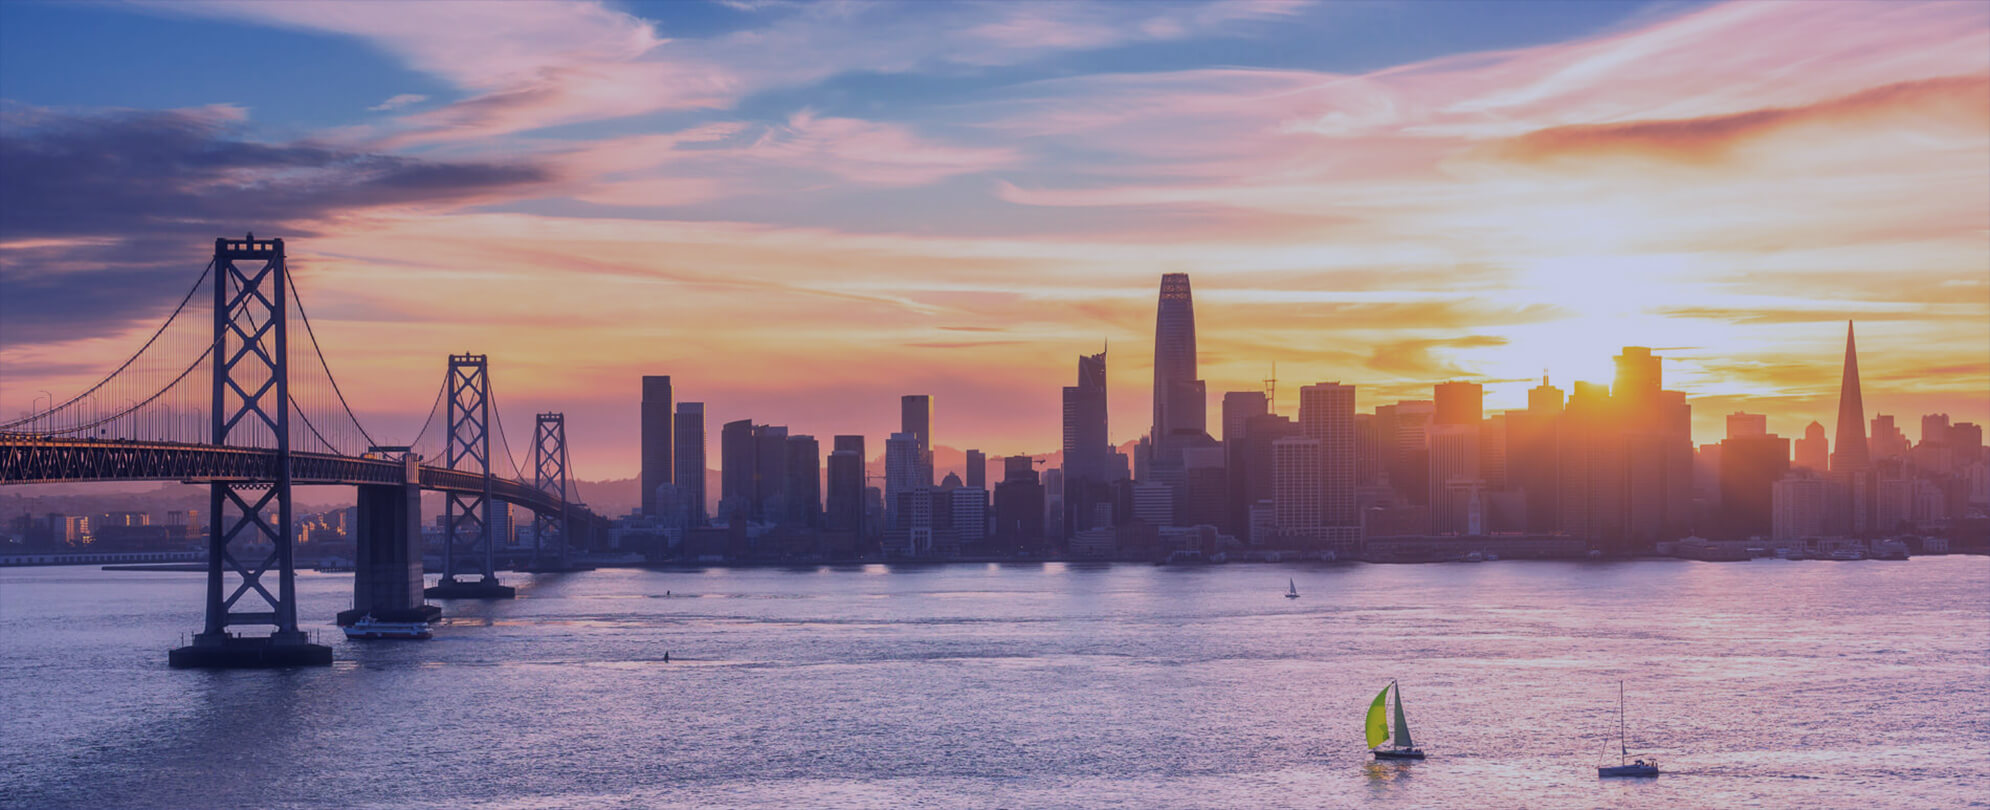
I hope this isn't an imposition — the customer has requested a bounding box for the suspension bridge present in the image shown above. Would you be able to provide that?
[1,235,606,668]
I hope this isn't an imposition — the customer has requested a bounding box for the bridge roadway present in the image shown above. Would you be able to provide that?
[0,434,568,516]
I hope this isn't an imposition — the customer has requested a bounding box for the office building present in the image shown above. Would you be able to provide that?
[784,434,820,528]
[640,376,672,515]
[1150,273,1206,466]
[1063,349,1113,538]
[827,436,866,535]
[1727,412,1767,440]
[901,395,934,487]
[674,402,706,527]
[718,419,756,524]
[1794,421,1829,472]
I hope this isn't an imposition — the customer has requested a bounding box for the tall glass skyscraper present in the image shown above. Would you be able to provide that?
[640,375,672,516]
[1062,349,1110,536]
[1150,273,1205,467]
[674,402,705,527]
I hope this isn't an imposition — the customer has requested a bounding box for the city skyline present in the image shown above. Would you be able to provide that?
[1,0,1986,476]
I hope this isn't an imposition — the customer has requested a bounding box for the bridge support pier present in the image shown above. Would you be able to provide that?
[170,235,329,669]
[338,461,442,625]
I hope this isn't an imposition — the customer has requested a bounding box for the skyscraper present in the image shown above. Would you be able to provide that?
[1794,421,1829,471]
[674,402,706,527]
[640,376,672,516]
[754,424,789,523]
[965,449,986,490]
[1062,349,1111,536]
[718,419,755,524]
[885,431,922,543]
[1299,382,1357,530]
[1222,390,1270,535]
[901,395,934,487]
[1832,322,1870,474]
[1150,273,1205,467]
[1727,412,1768,440]
[827,436,865,535]
[784,434,820,528]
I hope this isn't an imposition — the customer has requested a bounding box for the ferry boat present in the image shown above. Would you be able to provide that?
[343,614,432,640]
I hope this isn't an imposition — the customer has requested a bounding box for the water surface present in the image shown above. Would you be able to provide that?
[3,558,1985,809]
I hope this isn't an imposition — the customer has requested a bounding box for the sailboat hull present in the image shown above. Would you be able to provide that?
[1372,748,1425,760]
[1598,764,1658,778]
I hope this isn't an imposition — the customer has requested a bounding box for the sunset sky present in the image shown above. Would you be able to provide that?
[2,0,1986,479]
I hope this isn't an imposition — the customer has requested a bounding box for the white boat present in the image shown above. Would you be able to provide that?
[1461,551,1485,563]
[1366,680,1426,760]
[343,614,432,640]
[1285,579,1300,599]
[1829,549,1866,561]
[1598,681,1659,778]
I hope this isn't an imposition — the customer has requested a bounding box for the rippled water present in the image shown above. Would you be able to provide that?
[2,558,1985,809]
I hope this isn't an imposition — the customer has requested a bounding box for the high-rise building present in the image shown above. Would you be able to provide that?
[1869,414,1909,460]
[1272,436,1322,538]
[827,435,865,535]
[901,395,934,487]
[1239,412,1299,544]
[1150,273,1205,467]
[885,432,922,531]
[1832,322,1870,474]
[1720,433,1791,539]
[718,419,756,524]
[1726,412,1767,440]
[674,402,706,527]
[1433,381,1483,426]
[965,449,986,490]
[784,434,820,528]
[640,376,672,515]
[1390,400,1435,505]
[1299,382,1357,530]
[1772,471,1830,540]
[1509,376,1564,533]
[1222,391,1270,535]
[1794,421,1829,471]
[754,425,789,523]
[1063,349,1112,537]
[993,456,1045,547]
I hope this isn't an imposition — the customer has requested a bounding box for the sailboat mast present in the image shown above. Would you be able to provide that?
[1619,680,1627,765]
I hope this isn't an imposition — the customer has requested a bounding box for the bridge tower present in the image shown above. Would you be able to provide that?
[530,412,574,570]
[425,354,515,599]
[170,235,332,668]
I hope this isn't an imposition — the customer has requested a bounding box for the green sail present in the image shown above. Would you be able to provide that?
[1365,685,1390,748]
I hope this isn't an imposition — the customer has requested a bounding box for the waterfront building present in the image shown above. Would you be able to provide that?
[674,402,706,527]
[640,375,672,515]
[1150,273,1205,468]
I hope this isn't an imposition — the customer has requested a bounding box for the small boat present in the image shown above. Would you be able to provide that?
[1366,680,1425,760]
[1285,579,1300,599]
[343,614,432,640]
[1829,549,1865,561]
[1598,681,1658,778]
[1460,551,1485,563]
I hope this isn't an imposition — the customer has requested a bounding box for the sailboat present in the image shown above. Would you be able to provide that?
[1366,680,1425,759]
[1598,681,1659,777]
[1285,579,1300,599]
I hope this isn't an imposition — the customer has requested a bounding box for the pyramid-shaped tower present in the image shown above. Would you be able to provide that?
[1832,321,1869,473]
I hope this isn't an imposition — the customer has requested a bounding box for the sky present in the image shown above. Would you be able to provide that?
[1,0,1986,479]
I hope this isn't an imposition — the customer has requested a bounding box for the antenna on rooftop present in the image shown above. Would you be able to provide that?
[1264,361,1278,416]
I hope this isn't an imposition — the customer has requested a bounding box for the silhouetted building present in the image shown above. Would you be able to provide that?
[1150,273,1205,467]
[1773,471,1830,540]
[966,448,986,489]
[1721,433,1791,538]
[719,419,756,524]
[993,455,1044,549]
[1223,390,1270,535]
[784,435,820,528]
[1727,411,1767,440]
[901,395,934,486]
[1794,421,1829,472]
[674,402,706,527]
[754,425,789,523]
[641,376,672,515]
[1063,349,1113,538]
[1299,383,1357,537]
[827,436,865,535]
[1507,376,1563,533]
